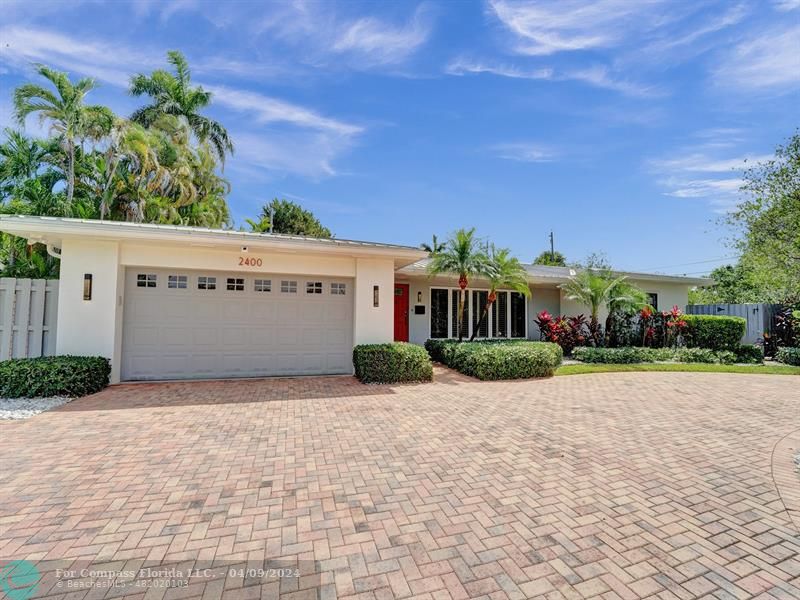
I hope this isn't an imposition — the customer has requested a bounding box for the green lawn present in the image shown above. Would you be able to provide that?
[556,363,800,376]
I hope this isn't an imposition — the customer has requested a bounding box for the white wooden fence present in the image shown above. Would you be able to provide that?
[686,303,780,345]
[0,278,59,360]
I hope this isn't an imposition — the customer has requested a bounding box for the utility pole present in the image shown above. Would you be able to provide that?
[549,230,555,263]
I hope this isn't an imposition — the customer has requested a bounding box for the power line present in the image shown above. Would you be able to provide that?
[637,255,740,271]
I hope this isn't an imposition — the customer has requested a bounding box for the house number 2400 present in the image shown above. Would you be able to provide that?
[239,257,263,267]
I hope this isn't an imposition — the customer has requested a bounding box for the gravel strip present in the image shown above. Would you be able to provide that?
[0,397,72,420]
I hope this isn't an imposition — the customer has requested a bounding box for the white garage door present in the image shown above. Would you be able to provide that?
[121,268,354,381]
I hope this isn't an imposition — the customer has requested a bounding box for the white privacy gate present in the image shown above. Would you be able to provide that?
[686,303,780,344]
[0,278,59,360]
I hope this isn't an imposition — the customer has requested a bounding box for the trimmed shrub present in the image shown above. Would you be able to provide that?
[451,341,562,380]
[675,347,726,364]
[572,347,676,363]
[733,344,764,364]
[681,315,745,351]
[776,347,800,366]
[426,339,561,380]
[0,355,111,398]
[353,343,433,384]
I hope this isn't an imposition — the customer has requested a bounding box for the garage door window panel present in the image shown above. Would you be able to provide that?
[168,275,188,289]
[306,281,323,294]
[198,276,216,290]
[255,279,271,292]
[226,278,244,291]
[137,274,157,288]
[281,280,297,293]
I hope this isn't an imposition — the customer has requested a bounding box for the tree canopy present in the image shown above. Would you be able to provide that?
[1,53,233,278]
[248,199,332,238]
[533,249,567,266]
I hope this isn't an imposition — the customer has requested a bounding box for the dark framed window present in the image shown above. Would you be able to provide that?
[451,290,469,338]
[226,278,245,291]
[136,274,157,288]
[198,276,216,290]
[510,292,526,338]
[647,293,658,309]
[493,292,508,338]
[430,289,449,338]
[472,290,489,338]
[168,275,188,289]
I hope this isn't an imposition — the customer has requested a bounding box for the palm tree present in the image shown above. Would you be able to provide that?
[469,247,530,341]
[129,51,233,163]
[560,269,632,345]
[13,65,113,210]
[420,234,444,255]
[428,228,490,341]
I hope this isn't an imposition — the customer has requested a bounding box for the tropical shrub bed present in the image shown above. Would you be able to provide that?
[0,356,111,398]
[573,345,762,365]
[681,315,746,351]
[572,347,674,364]
[353,343,433,384]
[776,347,800,366]
[425,339,562,380]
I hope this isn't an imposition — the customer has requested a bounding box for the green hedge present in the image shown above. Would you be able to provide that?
[573,346,753,365]
[572,347,674,364]
[0,356,111,398]
[425,339,562,380]
[733,344,764,364]
[776,347,800,366]
[353,343,433,384]
[682,315,745,351]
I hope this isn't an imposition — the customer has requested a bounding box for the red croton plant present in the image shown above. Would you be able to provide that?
[639,304,687,348]
[534,310,589,355]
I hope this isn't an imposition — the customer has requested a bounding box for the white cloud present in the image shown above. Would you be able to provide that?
[446,58,658,97]
[332,5,432,66]
[713,24,800,90]
[490,142,557,163]
[647,143,769,211]
[773,0,800,10]
[232,131,356,178]
[487,0,671,56]
[0,26,363,179]
[205,85,362,136]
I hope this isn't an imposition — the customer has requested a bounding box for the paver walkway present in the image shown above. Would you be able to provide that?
[0,369,798,599]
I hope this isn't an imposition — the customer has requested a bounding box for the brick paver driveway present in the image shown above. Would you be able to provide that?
[1,369,798,599]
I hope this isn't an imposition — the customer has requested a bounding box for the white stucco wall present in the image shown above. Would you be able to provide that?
[53,240,399,383]
[353,258,395,344]
[56,239,123,381]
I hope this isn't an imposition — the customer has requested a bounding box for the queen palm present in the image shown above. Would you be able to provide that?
[560,269,641,345]
[469,247,530,341]
[13,65,113,210]
[129,51,233,163]
[428,228,489,341]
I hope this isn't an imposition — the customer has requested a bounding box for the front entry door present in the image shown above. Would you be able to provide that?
[394,284,409,342]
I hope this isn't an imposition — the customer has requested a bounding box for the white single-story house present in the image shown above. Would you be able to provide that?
[0,216,711,383]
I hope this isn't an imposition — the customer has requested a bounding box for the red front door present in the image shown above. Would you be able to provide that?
[394,284,409,342]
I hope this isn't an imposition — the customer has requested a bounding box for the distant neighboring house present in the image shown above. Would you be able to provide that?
[0,216,710,383]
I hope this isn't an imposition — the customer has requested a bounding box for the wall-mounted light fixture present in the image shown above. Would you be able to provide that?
[417,291,422,303]
[83,274,93,301]
[373,285,380,307]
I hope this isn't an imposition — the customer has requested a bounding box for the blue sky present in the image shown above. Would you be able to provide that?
[1,0,798,275]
